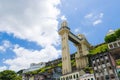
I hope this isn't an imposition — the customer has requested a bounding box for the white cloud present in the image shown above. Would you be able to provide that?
[0,46,5,52]
[99,13,104,18]
[0,0,62,71]
[0,40,11,52]
[93,19,102,26]
[4,44,61,71]
[84,13,93,19]
[84,12,104,26]
[74,28,80,33]
[0,0,61,47]
[61,15,67,20]
[0,66,7,72]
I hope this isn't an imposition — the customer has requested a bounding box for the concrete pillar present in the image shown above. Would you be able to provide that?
[59,21,72,74]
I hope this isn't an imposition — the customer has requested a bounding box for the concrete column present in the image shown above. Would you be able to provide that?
[59,21,72,75]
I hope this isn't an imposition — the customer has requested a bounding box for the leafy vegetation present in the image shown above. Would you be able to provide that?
[25,63,60,75]
[84,67,93,74]
[71,59,76,67]
[89,43,108,55]
[57,62,62,67]
[115,28,120,38]
[116,59,120,65]
[105,28,120,43]
[25,59,76,75]
[105,34,117,43]
[0,70,22,80]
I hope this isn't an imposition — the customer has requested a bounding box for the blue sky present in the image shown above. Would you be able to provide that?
[0,0,120,71]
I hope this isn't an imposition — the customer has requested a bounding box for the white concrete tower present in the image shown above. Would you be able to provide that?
[75,34,90,70]
[58,21,72,74]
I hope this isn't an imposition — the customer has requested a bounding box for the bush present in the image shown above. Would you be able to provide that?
[89,43,108,55]
[0,70,22,80]
[116,59,120,65]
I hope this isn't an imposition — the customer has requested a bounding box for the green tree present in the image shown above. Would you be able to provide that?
[104,28,120,43]
[104,34,117,43]
[115,28,120,39]
[0,70,22,80]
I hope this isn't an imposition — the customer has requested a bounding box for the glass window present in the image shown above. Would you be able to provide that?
[105,75,109,79]
[74,75,76,79]
[106,60,109,63]
[69,76,71,79]
[110,74,115,79]
[104,54,107,56]
[102,61,104,64]
[97,77,99,80]
[109,66,112,70]
[96,57,98,59]
[91,78,93,80]
[76,74,79,78]
[98,62,100,65]
[109,44,113,49]
[101,76,104,80]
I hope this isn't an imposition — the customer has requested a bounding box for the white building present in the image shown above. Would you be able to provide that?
[106,29,115,36]
[108,40,120,49]
[60,70,85,80]
[23,62,46,73]
[79,74,95,80]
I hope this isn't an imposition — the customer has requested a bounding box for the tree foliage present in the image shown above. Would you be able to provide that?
[116,59,120,65]
[0,70,22,80]
[105,34,117,43]
[105,28,120,43]
[115,28,120,38]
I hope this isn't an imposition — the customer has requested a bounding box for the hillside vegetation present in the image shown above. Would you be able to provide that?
[89,43,108,55]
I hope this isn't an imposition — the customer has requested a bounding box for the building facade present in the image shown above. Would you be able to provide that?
[23,62,46,73]
[79,74,95,80]
[116,66,120,79]
[91,52,119,80]
[60,70,85,80]
[22,74,47,80]
[108,40,120,50]
[22,66,62,80]
[108,40,120,60]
